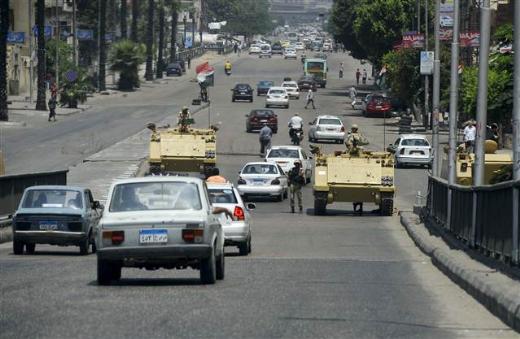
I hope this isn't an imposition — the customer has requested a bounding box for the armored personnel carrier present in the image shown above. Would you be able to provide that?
[311,144,395,216]
[147,110,217,177]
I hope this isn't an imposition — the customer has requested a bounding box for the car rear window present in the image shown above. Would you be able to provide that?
[318,118,341,125]
[269,89,284,94]
[251,110,274,117]
[208,188,238,204]
[242,164,279,175]
[258,81,273,87]
[267,149,299,158]
[109,182,201,212]
[22,189,83,209]
[236,84,250,90]
[402,139,430,146]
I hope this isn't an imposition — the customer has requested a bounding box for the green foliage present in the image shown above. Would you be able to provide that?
[329,0,367,60]
[382,48,421,107]
[109,40,146,90]
[493,23,513,44]
[207,0,273,36]
[46,39,74,79]
[60,67,93,108]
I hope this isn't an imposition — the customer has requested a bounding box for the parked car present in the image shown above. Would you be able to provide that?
[237,162,288,201]
[95,176,226,285]
[281,81,300,99]
[166,62,183,76]
[265,145,312,183]
[440,15,454,27]
[257,80,274,96]
[283,48,297,59]
[207,183,254,255]
[365,95,392,117]
[266,87,289,108]
[308,115,346,144]
[294,42,305,51]
[391,134,432,168]
[12,186,102,255]
[297,75,318,92]
[232,83,254,102]
[245,109,278,133]
[249,44,261,54]
[259,44,272,58]
[271,43,284,55]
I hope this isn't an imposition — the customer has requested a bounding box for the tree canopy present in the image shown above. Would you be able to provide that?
[207,0,273,36]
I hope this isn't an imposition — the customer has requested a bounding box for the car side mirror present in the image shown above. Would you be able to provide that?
[247,203,256,210]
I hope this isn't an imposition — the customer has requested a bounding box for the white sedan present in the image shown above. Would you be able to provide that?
[95,176,226,285]
[207,183,255,256]
[281,81,300,99]
[283,48,297,59]
[249,44,261,54]
[266,87,290,109]
[237,162,288,201]
[294,42,305,51]
[308,115,346,143]
[265,145,312,184]
[392,134,432,168]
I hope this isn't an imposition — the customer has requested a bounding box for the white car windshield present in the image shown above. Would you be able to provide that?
[22,189,83,209]
[402,139,429,146]
[109,182,202,212]
[242,164,279,175]
[318,118,341,125]
[267,149,299,158]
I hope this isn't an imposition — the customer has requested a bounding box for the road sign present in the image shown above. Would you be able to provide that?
[7,32,25,44]
[420,51,434,75]
[32,25,53,38]
[77,29,94,40]
[185,34,193,48]
[65,70,78,82]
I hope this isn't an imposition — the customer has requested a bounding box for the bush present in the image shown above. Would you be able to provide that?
[109,40,146,91]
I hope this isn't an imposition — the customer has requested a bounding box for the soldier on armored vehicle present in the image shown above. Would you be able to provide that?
[344,124,369,154]
[177,106,193,133]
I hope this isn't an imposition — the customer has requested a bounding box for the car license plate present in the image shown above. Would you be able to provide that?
[411,151,424,155]
[240,92,246,95]
[39,221,58,230]
[376,105,382,109]
[139,229,168,245]
[327,128,335,131]
[253,179,265,185]
[260,120,267,123]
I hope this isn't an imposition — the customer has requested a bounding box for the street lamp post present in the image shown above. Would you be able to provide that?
[183,15,187,49]
[512,0,520,264]
[432,0,441,177]
[191,10,195,48]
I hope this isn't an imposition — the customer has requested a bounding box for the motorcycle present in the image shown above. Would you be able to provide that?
[339,69,344,78]
[289,128,304,146]
[225,68,231,76]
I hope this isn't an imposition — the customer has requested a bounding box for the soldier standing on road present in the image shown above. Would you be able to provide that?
[48,97,57,122]
[259,123,273,156]
[288,161,305,213]
[304,89,316,109]
[355,69,361,85]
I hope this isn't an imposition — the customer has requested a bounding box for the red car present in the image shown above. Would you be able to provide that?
[365,96,392,118]
[245,109,278,133]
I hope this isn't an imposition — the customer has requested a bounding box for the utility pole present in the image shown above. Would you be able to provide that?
[424,0,430,130]
[55,0,60,90]
[72,0,78,66]
[473,0,491,186]
[417,0,421,34]
[511,0,520,264]
[447,0,461,230]
[432,0,441,177]
[191,10,195,48]
[28,0,33,104]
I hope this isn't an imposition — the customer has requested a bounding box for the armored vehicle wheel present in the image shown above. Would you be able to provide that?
[381,194,394,216]
[314,198,327,215]
[25,243,35,254]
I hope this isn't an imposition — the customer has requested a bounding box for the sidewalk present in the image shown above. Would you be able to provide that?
[400,212,520,332]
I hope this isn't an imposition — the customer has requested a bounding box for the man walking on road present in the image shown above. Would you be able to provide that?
[355,69,361,85]
[304,89,316,109]
[362,69,368,84]
[48,97,57,122]
[288,161,305,213]
[259,123,273,156]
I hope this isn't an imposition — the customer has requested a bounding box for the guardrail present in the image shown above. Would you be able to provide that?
[426,175,519,265]
[0,170,68,217]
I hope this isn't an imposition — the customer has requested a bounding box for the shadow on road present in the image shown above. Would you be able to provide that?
[88,277,202,287]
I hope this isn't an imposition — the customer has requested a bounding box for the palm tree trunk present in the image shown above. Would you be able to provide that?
[35,0,47,111]
[99,0,107,91]
[120,0,127,39]
[0,0,9,120]
[156,1,165,79]
[144,0,154,81]
[170,1,178,63]
[131,0,139,42]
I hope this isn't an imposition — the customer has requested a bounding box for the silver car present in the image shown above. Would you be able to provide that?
[237,162,289,201]
[207,183,255,255]
[308,115,346,143]
[391,134,432,168]
[95,177,226,285]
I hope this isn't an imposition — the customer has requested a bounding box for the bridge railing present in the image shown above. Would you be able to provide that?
[426,175,519,264]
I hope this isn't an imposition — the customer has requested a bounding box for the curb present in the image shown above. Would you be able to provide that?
[400,212,520,332]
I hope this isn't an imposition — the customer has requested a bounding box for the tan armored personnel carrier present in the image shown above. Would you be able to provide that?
[311,144,395,216]
[147,109,216,177]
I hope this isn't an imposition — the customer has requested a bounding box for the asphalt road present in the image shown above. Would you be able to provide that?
[0,51,516,338]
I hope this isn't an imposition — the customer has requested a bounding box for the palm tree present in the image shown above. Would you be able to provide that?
[169,0,179,63]
[120,0,128,39]
[35,0,47,111]
[98,0,107,91]
[109,40,145,90]
[144,0,154,81]
[131,0,139,42]
[0,0,9,120]
[156,0,165,79]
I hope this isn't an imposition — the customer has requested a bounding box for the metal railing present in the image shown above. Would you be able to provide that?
[426,176,520,264]
[0,170,68,217]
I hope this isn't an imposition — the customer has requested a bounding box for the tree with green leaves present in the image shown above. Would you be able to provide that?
[329,0,367,60]
[144,0,154,81]
[207,0,273,37]
[382,48,421,108]
[109,40,145,90]
[36,0,47,111]
[0,0,9,121]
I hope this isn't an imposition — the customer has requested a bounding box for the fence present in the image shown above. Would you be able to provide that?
[0,170,68,217]
[426,175,519,264]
